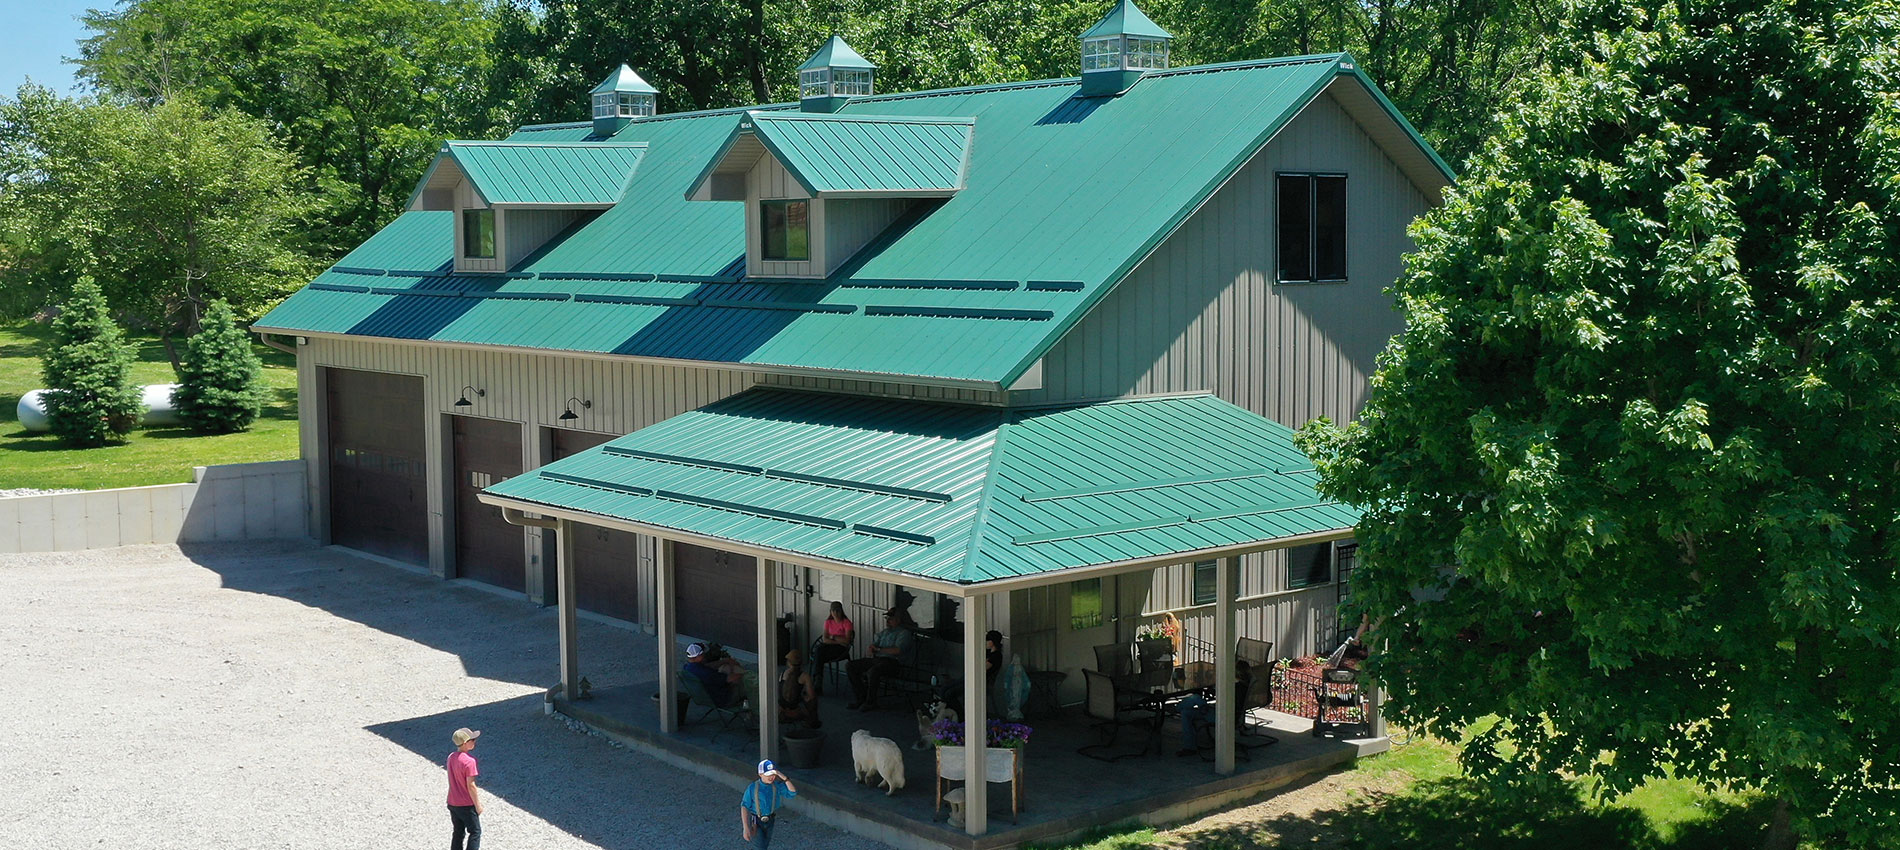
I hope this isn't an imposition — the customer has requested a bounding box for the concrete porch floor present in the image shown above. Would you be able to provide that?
[554,676,1376,850]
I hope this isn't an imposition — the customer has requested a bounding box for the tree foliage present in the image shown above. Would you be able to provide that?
[74,0,498,254]
[0,87,312,354]
[174,298,264,434]
[1296,0,1900,845]
[40,278,142,447]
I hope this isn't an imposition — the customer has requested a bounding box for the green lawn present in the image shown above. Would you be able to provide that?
[1037,733,1769,850]
[0,320,300,490]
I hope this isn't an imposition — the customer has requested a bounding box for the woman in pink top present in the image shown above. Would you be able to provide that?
[808,601,854,692]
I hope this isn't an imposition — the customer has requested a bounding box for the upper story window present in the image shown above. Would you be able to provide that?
[761,200,810,261]
[462,209,495,259]
[1286,542,1333,589]
[1277,173,1347,283]
[593,91,655,118]
[1191,560,1217,605]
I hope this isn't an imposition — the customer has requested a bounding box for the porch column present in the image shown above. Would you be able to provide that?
[556,519,580,700]
[758,558,778,760]
[656,539,680,734]
[1214,555,1238,775]
[962,592,989,836]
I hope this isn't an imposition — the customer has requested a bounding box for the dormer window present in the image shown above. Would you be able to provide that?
[761,200,810,261]
[462,209,496,259]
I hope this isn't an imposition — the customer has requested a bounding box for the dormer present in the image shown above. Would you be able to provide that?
[1079,0,1172,97]
[686,112,974,278]
[591,64,658,137]
[408,141,646,273]
[797,36,876,114]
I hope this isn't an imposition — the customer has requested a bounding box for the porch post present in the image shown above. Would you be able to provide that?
[962,592,989,836]
[556,519,580,701]
[656,538,680,734]
[1214,555,1238,775]
[758,558,778,760]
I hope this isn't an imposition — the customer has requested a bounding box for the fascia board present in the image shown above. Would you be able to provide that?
[683,118,755,202]
[1332,58,1456,186]
[746,122,824,197]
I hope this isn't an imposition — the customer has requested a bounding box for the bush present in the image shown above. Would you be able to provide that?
[174,299,264,433]
[40,278,141,446]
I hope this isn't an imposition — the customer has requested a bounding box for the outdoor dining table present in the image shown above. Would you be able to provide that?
[1110,661,1225,751]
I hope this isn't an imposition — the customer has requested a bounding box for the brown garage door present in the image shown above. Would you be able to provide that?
[551,428,641,622]
[453,415,525,592]
[674,542,757,652]
[326,369,427,564]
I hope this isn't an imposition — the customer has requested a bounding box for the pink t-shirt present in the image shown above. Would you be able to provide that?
[825,617,852,639]
[447,751,479,807]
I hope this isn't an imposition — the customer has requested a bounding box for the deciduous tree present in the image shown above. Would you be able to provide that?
[1296,0,1900,846]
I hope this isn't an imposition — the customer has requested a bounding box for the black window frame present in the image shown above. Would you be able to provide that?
[461,208,496,259]
[1286,541,1334,590]
[760,199,811,262]
[1276,173,1347,284]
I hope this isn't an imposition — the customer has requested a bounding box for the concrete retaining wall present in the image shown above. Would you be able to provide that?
[0,460,308,553]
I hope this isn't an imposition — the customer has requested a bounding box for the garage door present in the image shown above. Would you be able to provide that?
[326,369,427,564]
[674,542,757,652]
[453,415,525,592]
[551,428,642,622]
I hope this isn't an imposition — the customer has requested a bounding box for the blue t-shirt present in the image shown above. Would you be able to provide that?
[742,780,796,816]
[685,660,733,705]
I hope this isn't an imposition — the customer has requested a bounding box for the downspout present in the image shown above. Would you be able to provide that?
[501,507,559,530]
[256,333,298,356]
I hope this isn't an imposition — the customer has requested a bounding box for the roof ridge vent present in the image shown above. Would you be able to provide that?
[591,63,658,137]
[1079,0,1172,97]
[798,35,876,113]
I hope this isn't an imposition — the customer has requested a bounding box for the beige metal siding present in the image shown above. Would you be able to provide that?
[748,155,819,277]
[503,209,580,266]
[1015,92,1431,430]
[823,198,910,275]
[453,182,503,273]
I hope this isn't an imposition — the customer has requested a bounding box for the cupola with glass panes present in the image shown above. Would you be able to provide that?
[1078,0,1171,97]
[798,36,876,113]
[590,64,658,137]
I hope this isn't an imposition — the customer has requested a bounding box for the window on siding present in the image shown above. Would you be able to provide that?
[1286,542,1333,589]
[462,209,495,259]
[1335,542,1358,601]
[761,200,810,261]
[1191,560,1217,606]
[1070,577,1103,631]
[1277,174,1346,283]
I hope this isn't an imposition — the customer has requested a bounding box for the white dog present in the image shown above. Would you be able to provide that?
[850,729,906,796]
[913,697,957,750]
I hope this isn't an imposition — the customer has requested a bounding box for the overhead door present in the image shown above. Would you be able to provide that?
[453,415,525,592]
[326,369,427,564]
[673,542,757,652]
[551,428,642,622]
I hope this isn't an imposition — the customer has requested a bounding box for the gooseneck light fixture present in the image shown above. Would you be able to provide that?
[559,397,592,422]
[455,386,485,407]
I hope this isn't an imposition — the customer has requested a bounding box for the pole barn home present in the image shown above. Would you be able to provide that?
[255,2,1450,843]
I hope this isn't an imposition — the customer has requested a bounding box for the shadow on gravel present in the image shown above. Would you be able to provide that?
[179,540,565,689]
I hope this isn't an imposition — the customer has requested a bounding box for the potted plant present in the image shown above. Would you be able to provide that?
[934,718,1031,821]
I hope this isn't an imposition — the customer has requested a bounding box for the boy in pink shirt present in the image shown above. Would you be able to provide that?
[447,728,482,850]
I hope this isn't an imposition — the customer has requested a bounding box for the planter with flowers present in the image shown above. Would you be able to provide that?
[932,718,1030,822]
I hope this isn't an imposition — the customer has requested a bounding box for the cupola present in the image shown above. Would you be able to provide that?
[1079,0,1171,97]
[590,64,658,136]
[798,36,876,113]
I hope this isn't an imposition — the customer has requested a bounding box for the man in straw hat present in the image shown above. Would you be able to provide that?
[447,727,483,850]
[739,759,798,848]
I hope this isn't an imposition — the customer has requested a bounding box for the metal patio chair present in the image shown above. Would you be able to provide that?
[1076,669,1157,762]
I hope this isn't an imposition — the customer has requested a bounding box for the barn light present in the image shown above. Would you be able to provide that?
[560,397,592,421]
[456,386,485,407]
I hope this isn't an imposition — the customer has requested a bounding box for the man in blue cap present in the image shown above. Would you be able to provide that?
[739,758,798,848]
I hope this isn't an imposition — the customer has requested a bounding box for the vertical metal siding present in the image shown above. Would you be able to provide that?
[1016,92,1430,430]
[452,182,503,273]
[748,155,819,278]
[503,209,580,266]
[823,198,910,275]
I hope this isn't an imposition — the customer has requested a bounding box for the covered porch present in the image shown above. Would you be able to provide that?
[480,389,1383,844]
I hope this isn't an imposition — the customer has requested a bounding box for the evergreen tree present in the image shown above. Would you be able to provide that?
[40,278,142,447]
[173,299,263,434]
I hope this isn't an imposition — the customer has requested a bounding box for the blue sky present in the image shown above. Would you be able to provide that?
[1,1,96,95]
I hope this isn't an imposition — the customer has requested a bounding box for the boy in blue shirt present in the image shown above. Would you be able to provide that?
[740,759,798,848]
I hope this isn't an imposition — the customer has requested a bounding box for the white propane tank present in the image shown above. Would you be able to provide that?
[14,384,182,432]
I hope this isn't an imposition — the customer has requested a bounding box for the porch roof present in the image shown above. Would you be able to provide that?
[479,389,1357,585]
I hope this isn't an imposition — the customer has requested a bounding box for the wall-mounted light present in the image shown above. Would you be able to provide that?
[559,397,592,422]
[455,386,485,407]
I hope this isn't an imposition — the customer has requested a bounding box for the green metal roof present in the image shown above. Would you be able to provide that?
[426,141,647,206]
[260,54,1452,386]
[799,36,876,71]
[480,390,1357,584]
[591,63,658,95]
[1082,0,1172,40]
[693,113,973,197]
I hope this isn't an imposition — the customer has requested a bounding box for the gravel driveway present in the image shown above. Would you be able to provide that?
[0,541,891,850]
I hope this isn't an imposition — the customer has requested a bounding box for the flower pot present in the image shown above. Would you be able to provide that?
[936,745,1020,784]
[780,727,825,769]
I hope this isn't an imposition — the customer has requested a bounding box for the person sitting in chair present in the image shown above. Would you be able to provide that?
[941,630,1004,710]
[1176,660,1254,756]
[808,601,854,694]
[779,649,820,728]
[845,609,915,711]
[685,642,748,708]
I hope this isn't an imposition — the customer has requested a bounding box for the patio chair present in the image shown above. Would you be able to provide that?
[676,670,751,732]
[1076,669,1157,762]
[1136,637,1175,688]
[1234,638,1279,745]
[1092,642,1132,679]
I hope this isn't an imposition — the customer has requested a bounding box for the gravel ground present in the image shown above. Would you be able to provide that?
[0,541,892,850]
